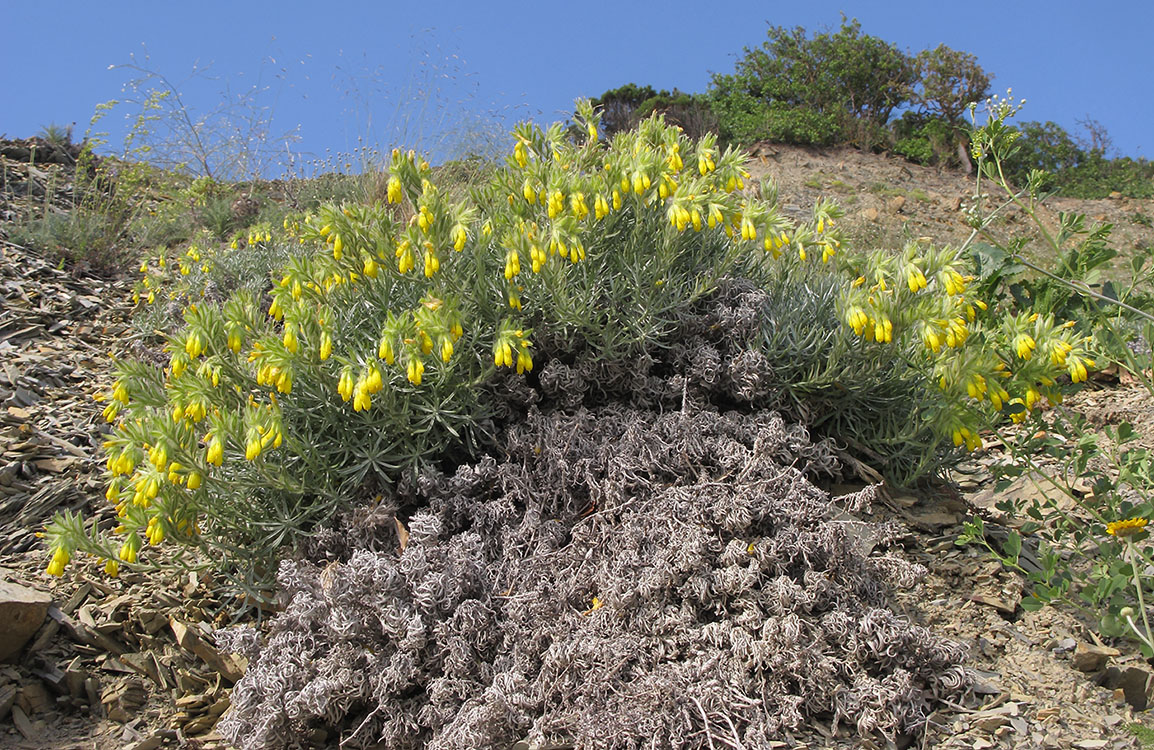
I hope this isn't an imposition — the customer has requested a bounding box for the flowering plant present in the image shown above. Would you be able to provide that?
[44,99,1087,596]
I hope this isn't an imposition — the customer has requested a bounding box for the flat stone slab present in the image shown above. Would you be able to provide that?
[0,581,53,661]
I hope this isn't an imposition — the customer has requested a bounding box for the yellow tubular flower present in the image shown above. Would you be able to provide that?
[987,382,1008,410]
[846,308,868,336]
[505,250,521,280]
[906,267,927,293]
[407,358,424,385]
[366,365,384,393]
[320,332,333,361]
[1068,355,1092,383]
[338,369,355,401]
[352,385,371,412]
[516,345,533,374]
[494,341,513,368]
[922,325,942,353]
[1050,340,1073,367]
[594,194,609,220]
[46,546,70,577]
[387,176,403,203]
[104,559,119,577]
[740,217,756,241]
[1014,334,1036,360]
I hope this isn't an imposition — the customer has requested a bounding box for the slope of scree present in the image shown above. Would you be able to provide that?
[216,406,969,749]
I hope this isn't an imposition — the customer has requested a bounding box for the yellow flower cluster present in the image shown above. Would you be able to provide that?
[841,236,1097,450]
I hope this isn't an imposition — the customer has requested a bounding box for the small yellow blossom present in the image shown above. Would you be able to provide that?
[1107,518,1148,538]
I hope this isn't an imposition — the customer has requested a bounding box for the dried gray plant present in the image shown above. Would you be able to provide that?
[218,406,967,749]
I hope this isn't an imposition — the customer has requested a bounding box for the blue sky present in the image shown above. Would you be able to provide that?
[2,1,1150,175]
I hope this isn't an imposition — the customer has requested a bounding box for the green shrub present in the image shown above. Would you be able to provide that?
[590,84,716,140]
[914,45,991,128]
[891,112,970,167]
[710,18,916,148]
[1000,120,1154,198]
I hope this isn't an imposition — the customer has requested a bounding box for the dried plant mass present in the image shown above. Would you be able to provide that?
[219,406,968,749]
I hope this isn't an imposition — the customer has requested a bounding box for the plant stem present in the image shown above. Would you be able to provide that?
[1129,540,1154,650]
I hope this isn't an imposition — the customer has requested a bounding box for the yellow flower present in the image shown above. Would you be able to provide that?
[118,536,139,563]
[104,559,119,578]
[740,217,757,241]
[1014,334,1036,360]
[846,307,869,336]
[338,368,355,401]
[923,325,942,353]
[46,546,70,577]
[206,436,224,466]
[407,358,425,385]
[387,176,403,203]
[1107,518,1148,538]
[494,341,513,368]
[1068,355,1093,383]
[594,194,609,220]
[906,267,927,293]
[352,385,371,412]
[504,249,521,279]
[319,332,333,361]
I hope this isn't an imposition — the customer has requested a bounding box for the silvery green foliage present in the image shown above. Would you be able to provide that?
[218,406,966,749]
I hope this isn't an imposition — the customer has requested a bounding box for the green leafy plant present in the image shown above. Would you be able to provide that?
[957,417,1154,653]
[954,91,1154,652]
